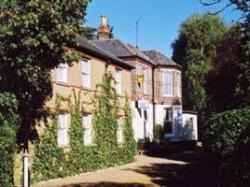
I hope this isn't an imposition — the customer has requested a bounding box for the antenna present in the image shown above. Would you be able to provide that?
[136,18,139,49]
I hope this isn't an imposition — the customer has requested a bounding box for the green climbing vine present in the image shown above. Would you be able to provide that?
[93,71,119,167]
[31,71,137,183]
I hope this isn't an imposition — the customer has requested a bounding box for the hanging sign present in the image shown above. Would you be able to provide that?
[136,74,144,84]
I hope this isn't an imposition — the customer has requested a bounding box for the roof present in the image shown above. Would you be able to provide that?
[143,50,182,69]
[92,39,155,65]
[75,37,134,70]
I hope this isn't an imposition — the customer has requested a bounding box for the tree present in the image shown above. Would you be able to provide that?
[205,26,243,113]
[0,0,92,149]
[200,0,250,106]
[172,14,228,112]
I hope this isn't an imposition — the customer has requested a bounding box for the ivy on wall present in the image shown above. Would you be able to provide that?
[31,71,137,183]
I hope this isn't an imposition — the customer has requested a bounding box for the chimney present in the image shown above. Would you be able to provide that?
[98,15,110,40]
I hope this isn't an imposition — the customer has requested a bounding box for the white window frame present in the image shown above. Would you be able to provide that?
[56,63,68,83]
[82,114,92,145]
[143,69,148,94]
[57,114,68,146]
[81,60,91,88]
[117,118,123,144]
[163,71,173,97]
[115,69,122,95]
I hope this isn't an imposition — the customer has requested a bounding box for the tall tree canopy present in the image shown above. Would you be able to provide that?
[200,0,250,106]
[0,0,91,149]
[205,26,242,113]
[172,14,228,112]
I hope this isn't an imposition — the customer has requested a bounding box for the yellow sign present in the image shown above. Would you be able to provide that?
[137,74,144,83]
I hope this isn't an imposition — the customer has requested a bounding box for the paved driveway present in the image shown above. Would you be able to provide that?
[32,155,187,187]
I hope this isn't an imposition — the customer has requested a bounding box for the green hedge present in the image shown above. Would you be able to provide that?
[0,93,19,187]
[153,124,164,143]
[204,107,250,186]
[32,71,137,183]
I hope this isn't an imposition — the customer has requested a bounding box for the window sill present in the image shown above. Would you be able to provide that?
[56,82,70,87]
[81,86,92,91]
[163,95,173,97]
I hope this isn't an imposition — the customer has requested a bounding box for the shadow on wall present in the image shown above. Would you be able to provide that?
[62,182,153,187]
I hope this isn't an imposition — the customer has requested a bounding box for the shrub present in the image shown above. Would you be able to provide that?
[153,124,164,143]
[0,93,19,187]
[204,107,250,186]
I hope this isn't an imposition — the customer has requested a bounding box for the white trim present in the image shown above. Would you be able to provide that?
[162,71,173,97]
[82,114,92,145]
[81,60,91,88]
[57,114,68,146]
[117,118,123,144]
[115,68,122,95]
[56,63,68,83]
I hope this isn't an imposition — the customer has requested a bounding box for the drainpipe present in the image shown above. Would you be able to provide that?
[23,150,29,187]
[152,66,156,129]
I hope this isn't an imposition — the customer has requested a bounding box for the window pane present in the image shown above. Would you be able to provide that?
[163,72,172,96]
[117,119,123,143]
[56,63,68,83]
[81,60,90,74]
[81,61,91,88]
[115,69,121,94]
[57,114,68,146]
[83,115,92,145]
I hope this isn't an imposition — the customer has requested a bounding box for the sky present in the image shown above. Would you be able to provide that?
[85,0,240,58]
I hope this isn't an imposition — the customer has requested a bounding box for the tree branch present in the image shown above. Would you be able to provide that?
[199,0,222,6]
[208,2,234,15]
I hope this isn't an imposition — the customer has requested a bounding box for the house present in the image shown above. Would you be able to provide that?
[15,32,136,187]
[45,37,134,146]
[94,17,155,141]
[143,50,183,141]
[94,15,197,142]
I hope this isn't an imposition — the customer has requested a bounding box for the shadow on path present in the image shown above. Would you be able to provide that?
[135,141,217,187]
[61,142,216,187]
[62,182,153,187]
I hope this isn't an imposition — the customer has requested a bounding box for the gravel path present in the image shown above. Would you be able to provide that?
[32,155,187,187]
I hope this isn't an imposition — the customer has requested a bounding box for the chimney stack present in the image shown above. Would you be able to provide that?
[98,15,110,40]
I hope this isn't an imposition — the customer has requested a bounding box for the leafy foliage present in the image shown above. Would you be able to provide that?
[32,72,137,183]
[205,26,243,113]
[93,71,119,166]
[172,13,228,111]
[31,95,69,183]
[119,99,137,163]
[0,93,19,187]
[200,0,250,107]
[204,107,250,186]
[153,124,164,143]
[0,0,91,148]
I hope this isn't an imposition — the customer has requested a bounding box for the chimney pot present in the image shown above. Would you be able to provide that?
[98,15,110,40]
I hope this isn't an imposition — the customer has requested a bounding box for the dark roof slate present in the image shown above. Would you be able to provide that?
[142,50,181,68]
[76,37,134,69]
[93,39,155,65]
